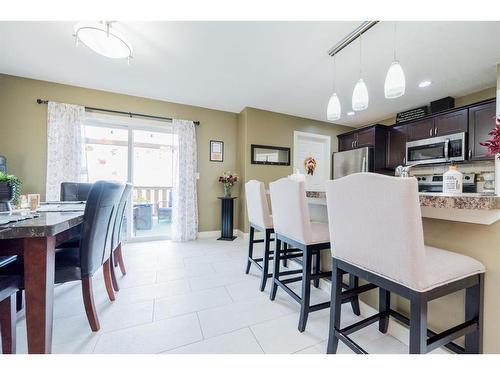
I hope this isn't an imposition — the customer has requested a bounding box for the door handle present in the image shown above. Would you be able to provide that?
[429,128,433,137]
[351,141,354,148]
[403,156,406,165]
[435,127,438,136]
[444,139,450,160]
[469,149,472,159]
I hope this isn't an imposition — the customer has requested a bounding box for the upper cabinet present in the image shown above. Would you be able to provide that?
[468,101,496,160]
[386,124,408,169]
[407,109,468,141]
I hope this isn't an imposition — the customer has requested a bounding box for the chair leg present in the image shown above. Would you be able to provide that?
[298,248,312,332]
[115,243,127,276]
[313,251,320,288]
[349,274,361,316]
[464,274,484,354]
[16,290,23,312]
[109,254,120,292]
[409,293,427,354]
[270,238,281,301]
[282,242,288,268]
[103,258,116,301]
[327,260,342,354]
[0,295,16,354]
[260,230,271,292]
[81,276,100,332]
[378,288,390,334]
[245,226,255,274]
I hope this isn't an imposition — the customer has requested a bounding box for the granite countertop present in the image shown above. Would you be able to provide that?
[306,191,500,211]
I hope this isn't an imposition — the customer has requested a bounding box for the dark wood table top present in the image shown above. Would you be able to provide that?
[0,212,84,239]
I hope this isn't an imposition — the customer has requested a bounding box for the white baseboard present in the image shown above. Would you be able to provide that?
[317,278,447,353]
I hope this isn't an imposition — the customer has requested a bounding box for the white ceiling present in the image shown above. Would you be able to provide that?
[0,21,499,127]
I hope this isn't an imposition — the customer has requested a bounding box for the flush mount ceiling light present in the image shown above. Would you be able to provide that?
[327,55,341,121]
[74,21,133,63]
[384,22,406,99]
[418,80,432,88]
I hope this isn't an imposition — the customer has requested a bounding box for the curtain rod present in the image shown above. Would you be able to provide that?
[36,99,200,126]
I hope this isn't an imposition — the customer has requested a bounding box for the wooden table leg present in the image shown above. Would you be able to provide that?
[23,236,55,354]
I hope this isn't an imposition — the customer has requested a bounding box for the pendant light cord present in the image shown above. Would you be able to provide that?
[332,55,336,92]
[393,21,397,61]
[359,33,363,77]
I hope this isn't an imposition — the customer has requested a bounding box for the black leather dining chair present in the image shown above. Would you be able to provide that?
[60,182,94,201]
[54,180,124,332]
[0,256,21,354]
[109,183,133,292]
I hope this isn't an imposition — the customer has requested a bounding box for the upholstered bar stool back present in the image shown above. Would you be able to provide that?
[245,180,273,230]
[269,178,312,245]
[327,172,427,290]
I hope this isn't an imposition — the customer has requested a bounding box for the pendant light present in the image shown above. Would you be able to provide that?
[352,33,369,111]
[384,22,405,99]
[327,55,341,121]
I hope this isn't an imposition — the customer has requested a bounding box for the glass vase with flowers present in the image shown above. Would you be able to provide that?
[219,172,238,197]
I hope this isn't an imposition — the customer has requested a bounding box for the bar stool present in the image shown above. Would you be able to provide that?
[269,177,360,332]
[244,180,276,291]
[325,173,485,354]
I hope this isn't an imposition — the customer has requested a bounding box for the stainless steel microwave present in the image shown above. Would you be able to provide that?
[405,132,466,166]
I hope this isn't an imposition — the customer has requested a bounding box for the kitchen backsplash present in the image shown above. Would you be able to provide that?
[409,160,495,176]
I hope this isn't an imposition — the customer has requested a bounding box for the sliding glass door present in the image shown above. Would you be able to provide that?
[81,117,174,241]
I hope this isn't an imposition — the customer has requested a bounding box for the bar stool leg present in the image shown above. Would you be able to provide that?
[464,274,484,354]
[378,288,390,333]
[270,238,281,301]
[349,275,361,316]
[260,230,271,291]
[0,295,16,354]
[298,248,312,332]
[327,259,342,354]
[245,226,255,274]
[313,251,320,288]
[409,294,428,354]
[282,243,288,268]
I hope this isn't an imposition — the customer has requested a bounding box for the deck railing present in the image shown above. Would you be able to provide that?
[133,186,173,216]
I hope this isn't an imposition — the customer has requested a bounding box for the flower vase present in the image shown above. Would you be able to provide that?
[224,184,232,197]
[496,154,500,196]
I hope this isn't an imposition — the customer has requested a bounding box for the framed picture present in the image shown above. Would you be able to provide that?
[210,140,224,162]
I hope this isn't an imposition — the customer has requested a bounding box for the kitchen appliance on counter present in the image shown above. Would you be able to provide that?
[333,147,374,179]
[406,132,466,166]
[415,172,476,193]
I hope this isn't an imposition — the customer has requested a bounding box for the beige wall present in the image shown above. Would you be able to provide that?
[0,74,238,232]
[237,107,352,231]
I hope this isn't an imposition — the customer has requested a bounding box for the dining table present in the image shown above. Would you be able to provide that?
[0,211,84,354]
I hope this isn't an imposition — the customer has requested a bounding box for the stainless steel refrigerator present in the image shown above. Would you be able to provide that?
[332,147,374,179]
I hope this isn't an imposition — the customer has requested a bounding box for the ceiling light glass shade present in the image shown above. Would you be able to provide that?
[327,93,341,121]
[74,22,133,59]
[384,60,405,99]
[352,78,369,111]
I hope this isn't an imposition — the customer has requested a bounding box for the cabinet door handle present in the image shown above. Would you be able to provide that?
[351,141,355,148]
[469,149,472,159]
[403,156,406,165]
[435,127,438,136]
[429,128,433,137]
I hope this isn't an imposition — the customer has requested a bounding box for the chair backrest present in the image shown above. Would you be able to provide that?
[60,182,94,201]
[269,177,312,244]
[80,181,124,277]
[111,183,133,250]
[325,173,426,290]
[245,180,272,229]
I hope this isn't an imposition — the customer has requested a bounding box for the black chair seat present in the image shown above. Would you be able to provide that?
[0,275,20,301]
[0,256,17,269]
[54,248,82,284]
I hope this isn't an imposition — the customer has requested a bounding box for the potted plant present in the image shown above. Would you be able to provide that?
[0,172,22,212]
[218,172,238,197]
[479,117,500,196]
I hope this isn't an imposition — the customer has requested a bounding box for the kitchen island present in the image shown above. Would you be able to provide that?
[307,191,500,353]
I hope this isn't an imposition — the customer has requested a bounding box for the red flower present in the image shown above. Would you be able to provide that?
[479,119,500,159]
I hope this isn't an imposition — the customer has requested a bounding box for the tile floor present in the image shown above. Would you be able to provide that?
[12,237,413,354]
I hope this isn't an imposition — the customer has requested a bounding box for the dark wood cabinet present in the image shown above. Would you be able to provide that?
[356,127,376,148]
[386,124,408,169]
[407,118,434,141]
[468,102,496,160]
[434,109,468,137]
[338,133,356,152]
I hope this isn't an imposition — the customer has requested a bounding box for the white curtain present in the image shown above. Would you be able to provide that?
[172,119,198,241]
[46,101,85,201]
